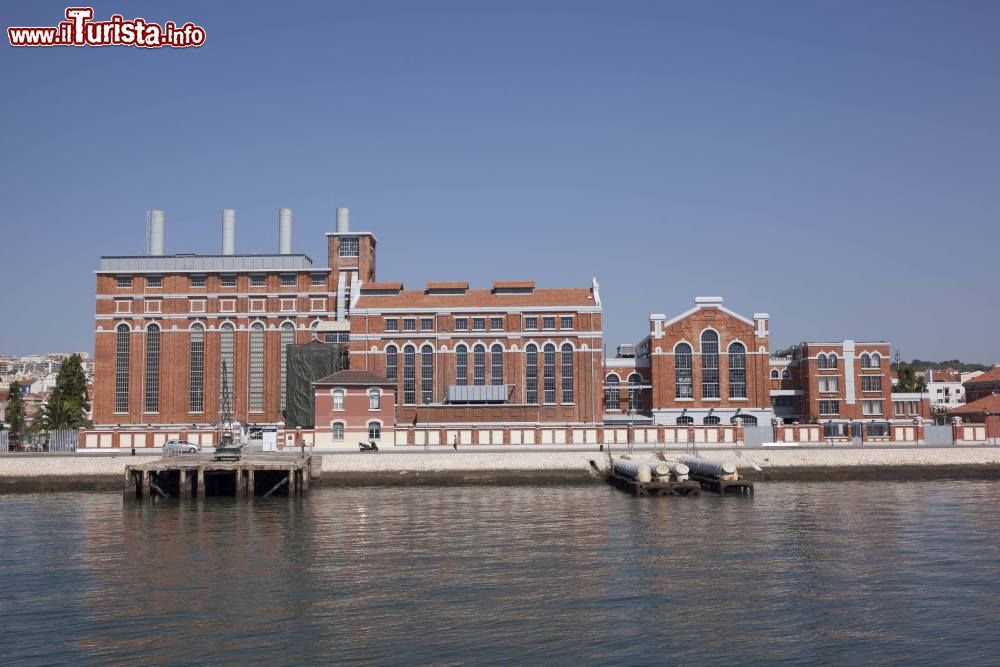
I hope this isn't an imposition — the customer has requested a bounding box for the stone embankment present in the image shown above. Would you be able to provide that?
[2,446,1000,491]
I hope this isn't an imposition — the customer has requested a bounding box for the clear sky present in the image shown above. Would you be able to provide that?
[2,0,998,362]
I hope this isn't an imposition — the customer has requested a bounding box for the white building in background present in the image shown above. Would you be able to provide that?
[925,369,967,410]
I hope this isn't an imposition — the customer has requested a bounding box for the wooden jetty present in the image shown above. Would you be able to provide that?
[606,469,702,496]
[124,454,315,501]
[688,473,754,496]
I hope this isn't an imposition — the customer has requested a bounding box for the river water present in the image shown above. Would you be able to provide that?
[2,482,999,665]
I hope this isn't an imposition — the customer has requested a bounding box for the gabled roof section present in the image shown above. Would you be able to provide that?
[964,367,1000,385]
[654,296,755,328]
[949,393,1000,416]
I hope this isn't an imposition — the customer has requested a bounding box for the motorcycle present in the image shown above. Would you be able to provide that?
[358,440,379,452]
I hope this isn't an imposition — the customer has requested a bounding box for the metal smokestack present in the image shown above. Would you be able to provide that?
[147,209,165,256]
[278,208,293,254]
[336,207,350,234]
[221,209,236,255]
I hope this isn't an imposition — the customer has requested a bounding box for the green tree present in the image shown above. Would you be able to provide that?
[41,354,92,430]
[6,381,26,444]
[894,364,927,393]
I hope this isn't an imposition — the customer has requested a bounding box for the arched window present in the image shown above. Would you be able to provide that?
[473,344,486,386]
[828,353,838,369]
[733,414,758,427]
[144,323,160,413]
[114,323,130,414]
[525,344,538,404]
[368,389,380,410]
[628,373,642,411]
[701,331,720,399]
[249,322,265,413]
[189,323,205,413]
[219,323,235,414]
[605,374,620,411]
[279,322,295,411]
[332,389,345,410]
[871,352,881,368]
[543,343,556,403]
[770,369,780,380]
[403,345,416,404]
[860,353,871,369]
[782,369,790,379]
[704,415,721,425]
[675,343,693,398]
[728,342,747,399]
[368,421,381,440]
[491,344,504,386]
[676,415,694,425]
[385,345,398,381]
[817,353,828,369]
[455,344,468,386]
[561,343,574,403]
[331,422,345,442]
[421,344,434,404]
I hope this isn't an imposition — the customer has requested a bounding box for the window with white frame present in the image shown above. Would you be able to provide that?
[454,317,468,331]
[146,275,161,289]
[473,344,486,386]
[220,299,236,313]
[704,415,721,425]
[369,389,380,410]
[421,317,434,332]
[561,343,574,403]
[871,353,882,367]
[605,374,620,411]
[324,332,349,344]
[144,323,160,413]
[908,400,919,415]
[189,323,205,412]
[770,369,780,379]
[455,345,468,386]
[492,344,504,386]
[332,422,345,441]
[728,342,747,399]
[221,274,236,288]
[332,389,345,411]
[250,274,266,288]
[525,344,538,403]
[114,324,130,413]
[385,318,399,332]
[145,299,161,314]
[543,343,556,403]
[862,376,882,392]
[628,373,641,411]
[701,331,720,399]
[894,401,904,416]
[340,237,359,257]
[281,274,296,287]
[249,299,266,312]
[368,421,381,440]
[280,298,296,312]
[817,353,828,369]
[190,274,206,288]
[677,415,694,425]
[490,317,504,330]
[117,275,132,289]
[819,399,840,415]
[310,298,326,312]
[542,316,556,330]
[675,343,693,399]
[863,400,883,416]
[190,299,206,313]
[403,345,416,404]
[560,315,573,329]
[249,323,265,412]
[280,322,294,411]
[472,317,486,331]
[403,318,416,332]
[385,345,398,381]
[524,316,538,330]
[311,273,326,286]
[219,323,235,412]
[819,376,839,393]
[115,300,132,314]
[421,345,434,404]
[860,353,871,368]
[828,353,838,368]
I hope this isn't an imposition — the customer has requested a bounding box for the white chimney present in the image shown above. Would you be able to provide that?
[336,207,350,234]
[221,209,236,255]
[147,209,165,256]
[278,208,293,254]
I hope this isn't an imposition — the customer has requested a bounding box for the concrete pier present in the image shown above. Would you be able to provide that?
[123,454,315,501]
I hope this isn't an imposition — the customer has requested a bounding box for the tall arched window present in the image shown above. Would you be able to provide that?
[628,373,641,411]
[860,353,872,369]
[114,323,130,414]
[219,323,235,414]
[403,345,416,404]
[455,344,468,386]
[828,353,838,369]
[144,323,160,413]
[675,343,693,399]
[385,345,398,381]
[491,344,504,385]
[525,343,538,404]
[473,344,486,386]
[770,369,780,380]
[605,374,620,411]
[368,389,380,410]
[189,323,205,413]
[249,322,265,413]
[421,344,434,404]
[728,342,747,399]
[871,352,881,368]
[543,343,556,403]
[332,389,345,410]
[701,331,720,399]
[368,421,382,441]
[279,322,295,411]
[817,353,828,369]
[331,422,345,442]
[561,343,574,403]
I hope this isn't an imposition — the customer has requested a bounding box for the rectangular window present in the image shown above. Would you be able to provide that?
[311,273,326,286]
[421,318,434,332]
[454,317,468,331]
[823,422,848,438]
[403,318,416,332]
[190,274,206,288]
[339,236,359,257]
[116,275,132,289]
[524,316,538,330]
[280,298,296,312]
[490,317,504,330]
[190,299,206,313]
[220,299,236,313]
[862,376,882,392]
[146,275,161,289]
[472,317,486,331]
[385,318,399,332]
[560,316,573,329]
[144,299,161,314]
[819,399,840,415]
[863,400,883,416]
[894,401,904,416]
[281,274,296,287]
[249,299,266,312]
[866,422,889,437]
[543,316,556,330]
[250,274,266,287]
[115,300,132,314]
[909,401,919,415]
[310,298,326,312]
[221,274,236,288]
[324,332,349,344]
[819,377,839,393]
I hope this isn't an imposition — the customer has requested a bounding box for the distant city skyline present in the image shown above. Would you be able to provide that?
[2,0,998,361]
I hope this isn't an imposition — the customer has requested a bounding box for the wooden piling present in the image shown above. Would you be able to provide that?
[197,467,205,499]
[141,470,150,500]
[235,465,245,497]
[247,468,255,497]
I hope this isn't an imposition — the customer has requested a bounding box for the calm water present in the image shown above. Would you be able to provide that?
[2,482,999,666]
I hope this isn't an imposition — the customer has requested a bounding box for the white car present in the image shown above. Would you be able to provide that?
[163,439,200,454]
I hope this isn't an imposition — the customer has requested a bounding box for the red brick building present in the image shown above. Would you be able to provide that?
[963,367,1000,403]
[312,370,396,447]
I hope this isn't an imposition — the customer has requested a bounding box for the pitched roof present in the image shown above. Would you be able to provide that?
[355,287,597,310]
[949,393,1000,416]
[964,367,1000,385]
[312,369,394,386]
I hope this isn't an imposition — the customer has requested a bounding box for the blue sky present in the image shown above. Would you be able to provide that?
[2,0,998,361]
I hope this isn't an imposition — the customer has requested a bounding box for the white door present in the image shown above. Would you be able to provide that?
[263,430,278,452]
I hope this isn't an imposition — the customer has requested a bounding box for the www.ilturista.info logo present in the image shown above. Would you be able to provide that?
[8,7,206,48]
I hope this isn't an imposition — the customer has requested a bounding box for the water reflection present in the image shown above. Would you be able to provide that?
[2,483,999,665]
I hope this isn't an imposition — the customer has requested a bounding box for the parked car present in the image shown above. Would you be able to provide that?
[162,439,200,455]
